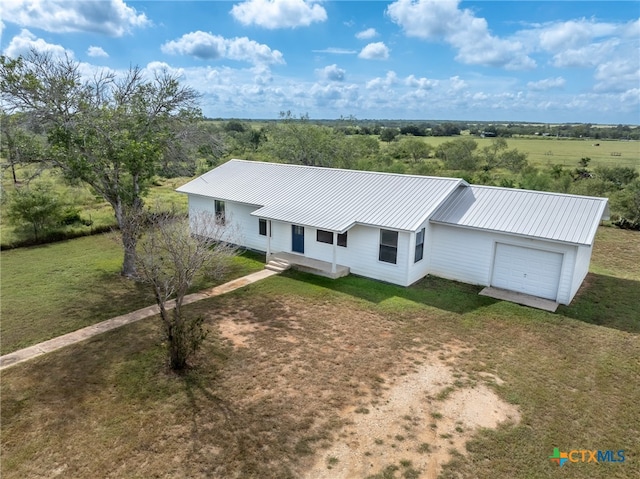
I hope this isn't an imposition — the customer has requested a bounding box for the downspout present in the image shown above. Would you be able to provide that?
[332,233,337,274]
[406,230,414,286]
[266,220,271,257]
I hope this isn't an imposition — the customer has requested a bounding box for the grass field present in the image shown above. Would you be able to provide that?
[0,234,265,355]
[396,135,640,171]
[0,169,189,248]
[1,226,638,478]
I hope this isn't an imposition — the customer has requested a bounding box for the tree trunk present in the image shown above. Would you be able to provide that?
[114,199,140,278]
[121,232,137,278]
[169,306,187,371]
[11,162,18,185]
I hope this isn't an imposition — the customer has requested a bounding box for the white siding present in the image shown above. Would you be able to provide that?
[188,196,411,286]
[429,224,580,304]
[303,225,410,285]
[407,219,433,285]
[267,221,290,254]
[429,225,494,285]
[570,245,593,299]
[344,226,410,285]
[187,195,267,250]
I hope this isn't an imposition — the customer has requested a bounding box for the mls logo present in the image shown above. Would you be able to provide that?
[549,448,568,467]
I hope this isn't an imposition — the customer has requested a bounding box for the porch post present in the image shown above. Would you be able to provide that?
[332,232,337,274]
[266,220,271,257]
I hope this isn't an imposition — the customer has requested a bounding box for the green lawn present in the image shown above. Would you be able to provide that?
[0,233,265,355]
[1,226,638,478]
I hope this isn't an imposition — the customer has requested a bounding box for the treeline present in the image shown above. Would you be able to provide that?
[215,116,640,140]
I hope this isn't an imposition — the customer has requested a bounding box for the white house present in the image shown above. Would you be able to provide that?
[176,159,609,305]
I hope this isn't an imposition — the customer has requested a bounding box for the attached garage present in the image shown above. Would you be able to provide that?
[491,244,563,301]
[430,185,609,306]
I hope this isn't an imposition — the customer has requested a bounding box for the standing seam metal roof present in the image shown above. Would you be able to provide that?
[176,159,465,232]
[429,185,609,245]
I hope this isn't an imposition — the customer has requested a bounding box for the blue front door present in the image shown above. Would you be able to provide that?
[292,225,304,253]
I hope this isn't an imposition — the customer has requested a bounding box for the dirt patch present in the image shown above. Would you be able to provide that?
[302,349,520,479]
[218,314,267,347]
[214,300,520,479]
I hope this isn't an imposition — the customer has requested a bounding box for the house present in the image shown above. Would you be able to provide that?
[176,159,609,305]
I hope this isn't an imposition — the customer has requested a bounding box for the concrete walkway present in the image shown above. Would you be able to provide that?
[0,269,278,371]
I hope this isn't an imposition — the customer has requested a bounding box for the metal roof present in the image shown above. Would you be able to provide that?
[176,159,465,232]
[430,185,609,246]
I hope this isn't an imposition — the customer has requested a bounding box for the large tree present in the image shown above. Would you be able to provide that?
[263,111,341,167]
[0,51,201,276]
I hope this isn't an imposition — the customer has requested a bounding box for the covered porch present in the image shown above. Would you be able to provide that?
[266,252,350,280]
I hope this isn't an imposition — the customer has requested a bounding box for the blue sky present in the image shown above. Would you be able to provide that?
[1,0,639,124]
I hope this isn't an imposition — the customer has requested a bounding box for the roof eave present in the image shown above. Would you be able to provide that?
[428,220,595,247]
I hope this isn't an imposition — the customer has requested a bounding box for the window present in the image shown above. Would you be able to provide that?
[415,228,425,263]
[259,219,269,236]
[379,229,398,264]
[337,232,348,247]
[317,230,348,247]
[317,229,333,244]
[214,200,225,225]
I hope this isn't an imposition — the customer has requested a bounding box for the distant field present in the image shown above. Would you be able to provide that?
[394,135,640,171]
[478,136,639,170]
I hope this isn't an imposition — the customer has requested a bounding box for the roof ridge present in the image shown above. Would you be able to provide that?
[469,183,608,202]
[227,158,465,183]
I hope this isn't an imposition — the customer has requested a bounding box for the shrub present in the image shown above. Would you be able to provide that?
[7,184,64,241]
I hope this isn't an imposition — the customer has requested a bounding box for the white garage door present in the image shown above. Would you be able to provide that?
[492,243,563,300]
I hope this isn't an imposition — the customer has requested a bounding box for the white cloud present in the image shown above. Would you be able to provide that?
[387,0,535,70]
[366,71,398,89]
[316,64,346,82]
[226,37,285,65]
[405,74,438,90]
[623,18,640,38]
[358,42,390,60]
[387,0,461,39]
[144,61,185,78]
[309,82,359,108]
[230,0,327,29]
[162,31,285,65]
[162,31,225,60]
[620,88,640,108]
[527,77,566,91]
[87,46,109,58]
[537,19,617,52]
[448,75,467,92]
[551,39,620,68]
[312,47,357,55]
[3,29,71,58]
[1,0,150,37]
[594,59,640,93]
[356,28,378,40]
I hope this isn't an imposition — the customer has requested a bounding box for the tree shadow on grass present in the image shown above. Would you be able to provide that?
[558,272,640,334]
[180,368,298,479]
[0,319,161,433]
[277,269,498,315]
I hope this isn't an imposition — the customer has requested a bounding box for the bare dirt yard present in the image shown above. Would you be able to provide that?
[216,296,520,479]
